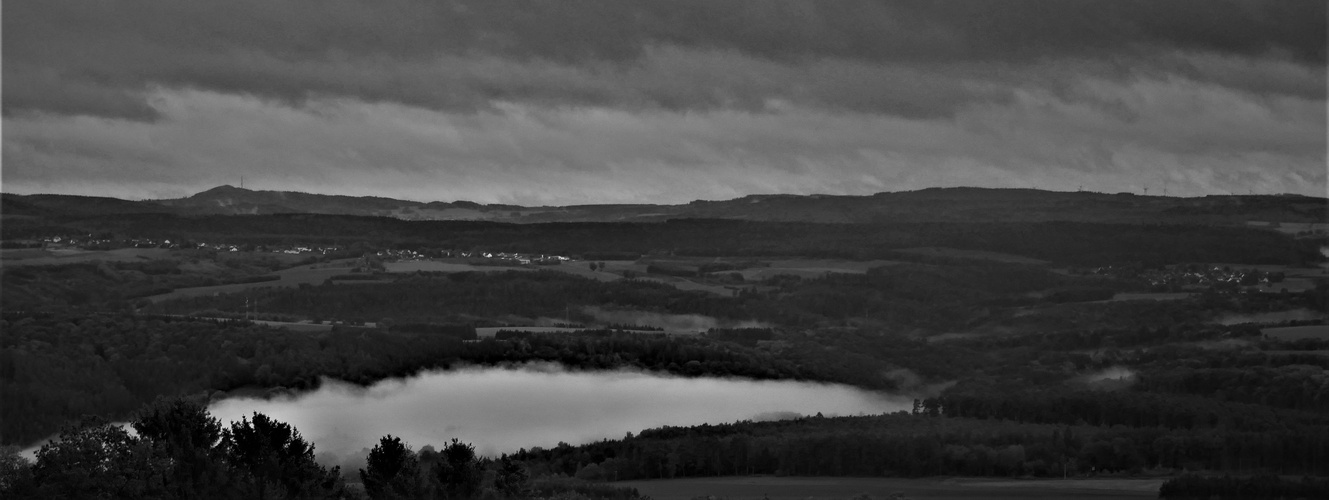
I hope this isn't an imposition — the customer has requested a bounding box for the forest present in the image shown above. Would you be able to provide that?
[1,398,642,500]
[2,202,1327,498]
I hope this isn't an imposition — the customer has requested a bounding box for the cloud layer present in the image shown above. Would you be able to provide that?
[208,365,908,459]
[3,1,1325,202]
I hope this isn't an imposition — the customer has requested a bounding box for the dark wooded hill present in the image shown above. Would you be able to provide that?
[4,186,1325,225]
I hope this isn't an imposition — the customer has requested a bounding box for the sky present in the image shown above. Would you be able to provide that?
[3,0,1326,205]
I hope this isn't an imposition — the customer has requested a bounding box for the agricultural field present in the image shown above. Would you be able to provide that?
[894,247,1050,265]
[383,259,534,273]
[475,326,588,338]
[1262,324,1329,341]
[615,476,1163,500]
[144,260,374,302]
[1218,308,1325,325]
[1,247,172,266]
[1106,292,1193,302]
[1246,221,1329,236]
[722,259,902,281]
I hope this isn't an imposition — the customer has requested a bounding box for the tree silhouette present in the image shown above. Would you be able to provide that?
[433,438,481,499]
[223,412,344,499]
[29,417,165,499]
[360,435,422,499]
[132,397,234,498]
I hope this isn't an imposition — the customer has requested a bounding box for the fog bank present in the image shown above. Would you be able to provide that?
[208,365,909,460]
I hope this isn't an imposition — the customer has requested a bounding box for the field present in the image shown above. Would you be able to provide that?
[248,319,335,332]
[1,247,173,266]
[894,247,1049,265]
[540,260,640,282]
[614,476,1163,500]
[724,259,901,281]
[1106,292,1193,302]
[1246,221,1329,236]
[144,261,375,302]
[474,326,588,338]
[1262,325,1329,341]
[383,260,539,273]
[1218,308,1325,325]
[383,259,738,296]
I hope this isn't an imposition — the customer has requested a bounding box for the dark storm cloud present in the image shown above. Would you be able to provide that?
[4,0,1323,119]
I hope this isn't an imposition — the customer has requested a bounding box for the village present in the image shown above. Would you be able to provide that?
[14,233,572,267]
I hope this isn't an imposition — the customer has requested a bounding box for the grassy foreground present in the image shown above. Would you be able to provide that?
[614,476,1164,500]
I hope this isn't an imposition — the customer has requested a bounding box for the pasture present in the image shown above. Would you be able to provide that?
[1262,325,1329,341]
[1246,221,1328,236]
[384,260,533,273]
[474,326,588,338]
[1218,308,1324,325]
[144,262,372,302]
[542,260,639,282]
[615,476,1162,500]
[2,247,172,266]
[894,247,1049,265]
[724,259,900,281]
[1106,292,1192,302]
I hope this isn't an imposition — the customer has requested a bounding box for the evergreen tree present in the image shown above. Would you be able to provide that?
[360,435,422,499]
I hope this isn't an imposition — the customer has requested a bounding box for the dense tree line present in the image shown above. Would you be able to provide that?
[1158,474,1329,499]
[1,398,638,500]
[1136,364,1329,412]
[514,412,1329,481]
[3,399,347,499]
[932,381,1329,433]
[2,312,893,446]
[0,312,467,445]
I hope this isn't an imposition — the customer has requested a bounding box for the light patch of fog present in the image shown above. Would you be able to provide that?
[207,364,909,465]
[1081,366,1137,383]
[1073,366,1137,391]
[582,306,768,332]
[882,368,956,396]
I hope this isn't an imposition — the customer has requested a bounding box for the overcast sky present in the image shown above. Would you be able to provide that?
[3,0,1325,204]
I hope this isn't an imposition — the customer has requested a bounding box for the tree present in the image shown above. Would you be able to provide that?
[360,435,422,499]
[29,417,167,499]
[492,456,528,498]
[433,438,481,499]
[0,446,34,498]
[574,463,607,482]
[223,412,344,499]
[132,397,234,498]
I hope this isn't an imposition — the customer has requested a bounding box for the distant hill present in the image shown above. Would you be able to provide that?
[3,186,1325,226]
[0,194,174,217]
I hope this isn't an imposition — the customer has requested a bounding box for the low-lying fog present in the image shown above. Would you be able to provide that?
[208,364,909,463]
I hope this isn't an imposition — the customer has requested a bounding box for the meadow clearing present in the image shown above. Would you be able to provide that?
[614,476,1163,500]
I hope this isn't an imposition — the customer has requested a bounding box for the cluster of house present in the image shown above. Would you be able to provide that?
[367,248,570,264]
[463,251,570,265]
[25,233,345,255]
[1091,265,1282,290]
[23,233,571,266]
